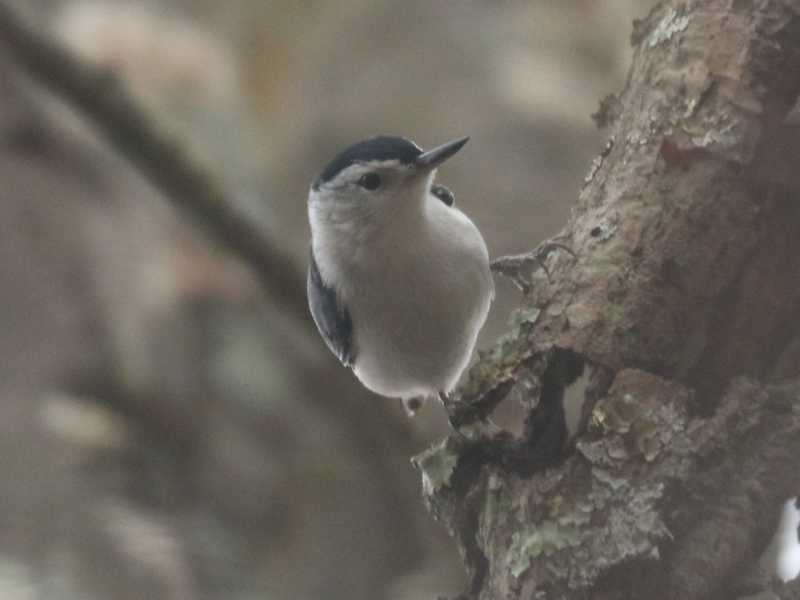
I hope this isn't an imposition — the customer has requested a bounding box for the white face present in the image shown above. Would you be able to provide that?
[308,160,435,243]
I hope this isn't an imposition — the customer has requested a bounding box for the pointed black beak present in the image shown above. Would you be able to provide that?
[414,136,470,170]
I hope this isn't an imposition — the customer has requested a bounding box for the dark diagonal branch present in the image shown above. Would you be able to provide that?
[0,2,308,325]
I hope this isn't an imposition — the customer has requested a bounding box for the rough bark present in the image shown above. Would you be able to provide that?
[415,1,800,598]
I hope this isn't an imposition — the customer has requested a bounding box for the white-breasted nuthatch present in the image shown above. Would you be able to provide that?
[307,135,494,414]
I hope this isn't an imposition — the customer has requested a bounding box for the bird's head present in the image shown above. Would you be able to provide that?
[308,135,468,238]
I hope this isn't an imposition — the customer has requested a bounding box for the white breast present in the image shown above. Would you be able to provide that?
[345,196,493,399]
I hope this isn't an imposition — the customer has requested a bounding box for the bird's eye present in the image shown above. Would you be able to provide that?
[357,172,381,190]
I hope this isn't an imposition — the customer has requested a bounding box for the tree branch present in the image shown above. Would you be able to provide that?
[0,1,308,325]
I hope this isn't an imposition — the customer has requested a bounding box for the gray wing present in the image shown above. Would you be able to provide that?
[307,250,355,367]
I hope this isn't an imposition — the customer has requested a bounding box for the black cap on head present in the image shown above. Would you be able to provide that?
[313,136,422,189]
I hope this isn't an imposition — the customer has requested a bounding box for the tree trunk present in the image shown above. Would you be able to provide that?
[415,1,800,598]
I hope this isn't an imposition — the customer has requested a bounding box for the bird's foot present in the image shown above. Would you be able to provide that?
[439,391,502,440]
[490,237,576,292]
[431,184,455,206]
[402,397,425,417]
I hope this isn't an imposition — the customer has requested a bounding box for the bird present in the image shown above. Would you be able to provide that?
[306,135,494,419]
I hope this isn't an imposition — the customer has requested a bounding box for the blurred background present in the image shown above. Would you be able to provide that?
[0,1,657,598]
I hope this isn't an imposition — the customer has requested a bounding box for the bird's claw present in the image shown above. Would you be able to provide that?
[440,391,504,441]
[490,238,576,291]
[431,184,455,206]
[402,397,425,417]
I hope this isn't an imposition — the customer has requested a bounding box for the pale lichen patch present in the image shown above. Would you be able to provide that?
[411,436,461,496]
[648,6,690,48]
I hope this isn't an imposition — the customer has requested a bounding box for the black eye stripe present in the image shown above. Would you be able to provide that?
[357,173,381,190]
